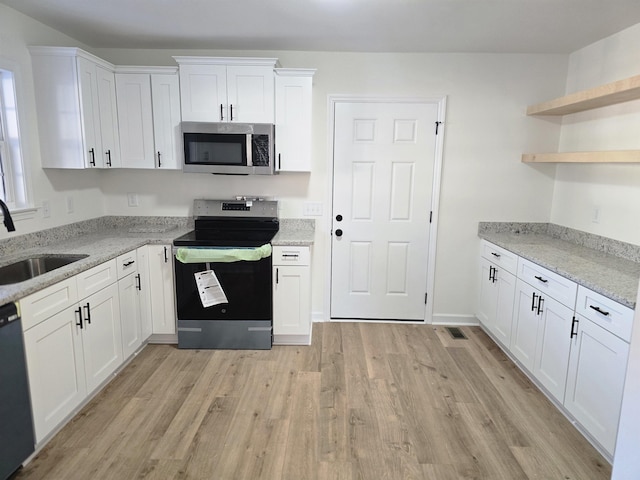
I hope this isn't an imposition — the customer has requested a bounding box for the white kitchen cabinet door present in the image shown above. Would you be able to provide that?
[477,256,516,348]
[116,73,154,169]
[532,294,573,401]
[273,265,311,339]
[178,64,227,122]
[96,65,121,168]
[77,56,103,168]
[510,279,540,371]
[151,73,182,169]
[565,316,630,456]
[275,69,314,172]
[23,305,87,443]
[81,283,123,393]
[226,65,275,123]
[118,272,142,360]
[148,245,176,335]
[136,246,153,341]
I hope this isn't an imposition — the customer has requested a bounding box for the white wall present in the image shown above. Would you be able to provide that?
[97,48,568,320]
[550,23,640,245]
[0,4,105,240]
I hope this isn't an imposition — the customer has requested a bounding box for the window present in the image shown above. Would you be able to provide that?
[0,64,28,210]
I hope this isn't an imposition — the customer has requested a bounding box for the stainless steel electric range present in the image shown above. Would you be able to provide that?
[173,199,279,349]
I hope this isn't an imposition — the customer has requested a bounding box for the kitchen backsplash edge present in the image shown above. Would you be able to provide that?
[478,222,640,263]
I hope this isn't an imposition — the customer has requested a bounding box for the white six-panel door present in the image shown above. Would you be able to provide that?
[330,101,438,321]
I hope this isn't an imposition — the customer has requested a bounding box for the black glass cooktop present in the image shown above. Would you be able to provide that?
[173,217,279,247]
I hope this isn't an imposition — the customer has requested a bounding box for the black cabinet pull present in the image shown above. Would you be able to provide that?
[534,275,548,283]
[570,316,579,338]
[84,302,91,325]
[278,153,281,170]
[220,103,224,121]
[488,266,495,282]
[491,252,501,258]
[135,273,141,291]
[164,246,168,263]
[89,148,96,166]
[282,254,299,258]
[531,292,537,311]
[589,305,610,316]
[123,260,135,267]
[276,267,279,284]
[75,307,83,329]
[537,296,544,315]
[230,104,234,121]
[157,151,162,167]
[106,149,112,167]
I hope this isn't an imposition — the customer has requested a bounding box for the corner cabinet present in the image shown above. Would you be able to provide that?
[274,69,315,172]
[522,73,640,164]
[174,56,278,123]
[115,68,182,169]
[30,47,120,169]
[272,246,312,345]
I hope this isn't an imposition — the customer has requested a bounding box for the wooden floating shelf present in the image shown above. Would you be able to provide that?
[522,151,640,163]
[527,73,640,116]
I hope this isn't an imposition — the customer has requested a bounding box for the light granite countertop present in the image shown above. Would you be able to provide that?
[479,223,640,309]
[0,217,314,306]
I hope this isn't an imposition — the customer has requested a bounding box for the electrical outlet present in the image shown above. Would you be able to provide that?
[66,196,74,214]
[42,200,50,218]
[303,201,323,216]
[127,193,139,207]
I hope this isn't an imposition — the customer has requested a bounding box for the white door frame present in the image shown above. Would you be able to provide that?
[324,95,447,324]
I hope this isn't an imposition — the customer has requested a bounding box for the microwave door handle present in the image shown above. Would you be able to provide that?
[246,134,252,167]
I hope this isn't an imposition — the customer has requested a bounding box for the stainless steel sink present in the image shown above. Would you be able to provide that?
[0,254,89,285]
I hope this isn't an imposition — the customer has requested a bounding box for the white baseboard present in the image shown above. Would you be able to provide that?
[312,311,326,323]
[431,314,479,326]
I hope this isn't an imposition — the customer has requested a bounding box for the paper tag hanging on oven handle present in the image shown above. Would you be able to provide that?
[194,270,228,308]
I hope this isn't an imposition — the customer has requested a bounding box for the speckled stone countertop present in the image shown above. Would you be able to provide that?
[272,219,315,246]
[0,216,314,306]
[479,223,640,309]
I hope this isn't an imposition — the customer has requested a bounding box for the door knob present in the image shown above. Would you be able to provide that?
[336,214,343,222]
[335,229,343,237]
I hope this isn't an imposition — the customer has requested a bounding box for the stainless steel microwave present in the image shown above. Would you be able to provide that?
[182,122,275,175]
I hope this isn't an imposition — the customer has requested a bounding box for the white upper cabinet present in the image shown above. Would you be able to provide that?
[30,47,120,169]
[275,69,315,172]
[174,57,278,123]
[115,68,181,169]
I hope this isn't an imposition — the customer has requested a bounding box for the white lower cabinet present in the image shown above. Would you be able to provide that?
[136,246,153,341]
[117,250,143,360]
[22,263,122,443]
[148,245,176,335]
[478,240,633,459]
[23,304,86,442]
[477,252,517,348]
[272,246,312,345]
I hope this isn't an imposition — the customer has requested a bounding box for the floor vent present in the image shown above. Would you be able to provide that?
[445,327,467,339]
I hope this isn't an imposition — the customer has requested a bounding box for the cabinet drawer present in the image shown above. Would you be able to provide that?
[76,259,117,299]
[517,258,577,308]
[273,246,310,266]
[480,240,518,275]
[575,286,633,342]
[116,251,137,279]
[20,277,79,331]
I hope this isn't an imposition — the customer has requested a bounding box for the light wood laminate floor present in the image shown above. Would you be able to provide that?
[16,324,611,480]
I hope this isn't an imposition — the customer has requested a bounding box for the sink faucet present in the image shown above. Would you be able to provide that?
[0,199,15,232]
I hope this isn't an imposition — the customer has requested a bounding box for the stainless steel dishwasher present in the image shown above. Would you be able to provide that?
[0,302,35,480]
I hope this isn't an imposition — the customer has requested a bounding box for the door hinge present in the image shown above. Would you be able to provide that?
[429,211,433,223]
[424,293,428,304]
[435,121,442,135]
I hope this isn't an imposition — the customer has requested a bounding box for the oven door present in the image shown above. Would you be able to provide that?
[174,253,273,349]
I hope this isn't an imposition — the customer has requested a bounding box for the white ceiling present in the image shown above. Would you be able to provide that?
[3,0,640,54]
